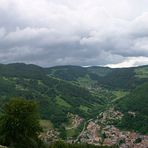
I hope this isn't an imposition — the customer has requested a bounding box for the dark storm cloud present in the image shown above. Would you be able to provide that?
[0,0,148,67]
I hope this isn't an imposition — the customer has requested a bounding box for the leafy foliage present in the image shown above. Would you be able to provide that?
[0,99,42,148]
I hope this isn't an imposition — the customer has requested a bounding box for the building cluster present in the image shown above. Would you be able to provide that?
[78,108,148,148]
[78,121,148,147]
[66,113,84,129]
[98,107,123,125]
[40,108,148,148]
[39,129,59,143]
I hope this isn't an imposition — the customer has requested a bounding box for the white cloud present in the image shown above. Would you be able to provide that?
[107,57,148,68]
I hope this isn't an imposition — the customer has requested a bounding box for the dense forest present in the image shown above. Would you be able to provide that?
[0,64,147,125]
[116,83,148,134]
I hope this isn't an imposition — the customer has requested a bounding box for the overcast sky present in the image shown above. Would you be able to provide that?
[0,0,148,67]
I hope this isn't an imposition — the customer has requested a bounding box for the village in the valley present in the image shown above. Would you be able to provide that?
[41,108,148,148]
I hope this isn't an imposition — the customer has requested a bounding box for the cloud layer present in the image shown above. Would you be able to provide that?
[0,0,148,67]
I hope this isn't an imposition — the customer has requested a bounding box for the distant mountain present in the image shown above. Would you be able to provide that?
[0,63,45,78]
[46,65,112,81]
[46,65,148,90]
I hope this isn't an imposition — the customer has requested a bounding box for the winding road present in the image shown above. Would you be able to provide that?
[74,118,93,143]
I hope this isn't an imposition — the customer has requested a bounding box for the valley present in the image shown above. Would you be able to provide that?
[0,63,148,147]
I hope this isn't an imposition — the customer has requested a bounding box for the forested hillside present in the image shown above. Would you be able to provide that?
[116,83,148,134]
[46,65,148,90]
[0,64,114,128]
[0,63,147,131]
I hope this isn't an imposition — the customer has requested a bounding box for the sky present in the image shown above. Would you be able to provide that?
[0,0,148,67]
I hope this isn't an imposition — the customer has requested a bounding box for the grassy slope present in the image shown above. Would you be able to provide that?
[135,66,148,78]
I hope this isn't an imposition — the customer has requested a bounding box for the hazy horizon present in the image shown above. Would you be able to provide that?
[1,62,148,69]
